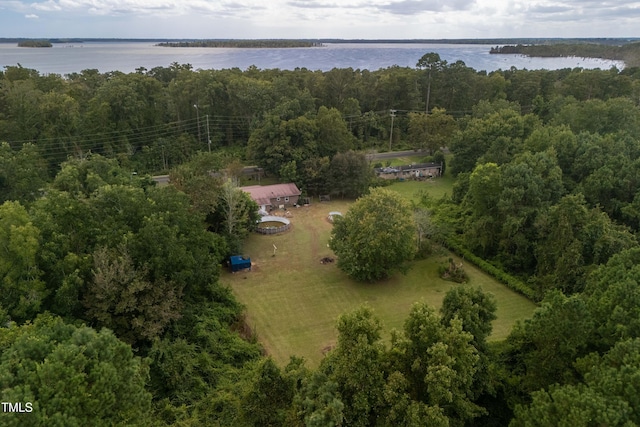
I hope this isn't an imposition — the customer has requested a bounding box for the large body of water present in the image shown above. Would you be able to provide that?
[0,41,624,75]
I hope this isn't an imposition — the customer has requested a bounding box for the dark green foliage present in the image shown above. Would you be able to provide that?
[511,338,640,426]
[441,286,498,407]
[17,40,53,47]
[310,303,490,426]
[505,291,594,395]
[83,245,182,345]
[535,193,636,295]
[583,248,640,351]
[441,285,497,351]
[433,150,446,176]
[0,143,49,205]
[449,109,540,175]
[327,150,373,198]
[0,201,46,322]
[321,306,385,427]
[240,358,294,426]
[0,314,152,426]
[295,370,344,427]
[390,302,485,425]
[407,109,457,154]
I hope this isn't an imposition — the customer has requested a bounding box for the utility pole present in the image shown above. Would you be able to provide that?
[389,109,397,151]
[206,114,211,152]
[193,104,201,143]
[160,139,167,170]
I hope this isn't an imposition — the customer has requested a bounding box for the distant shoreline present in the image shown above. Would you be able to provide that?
[2,37,639,45]
[17,40,53,48]
[156,40,322,48]
[491,42,640,67]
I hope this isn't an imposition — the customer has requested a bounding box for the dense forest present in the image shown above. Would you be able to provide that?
[16,40,53,48]
[2,55,640,425]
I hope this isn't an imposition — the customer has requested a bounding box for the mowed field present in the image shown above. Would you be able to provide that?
[222,180,537,367]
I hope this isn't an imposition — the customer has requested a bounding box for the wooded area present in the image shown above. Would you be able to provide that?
[2,55,640,425]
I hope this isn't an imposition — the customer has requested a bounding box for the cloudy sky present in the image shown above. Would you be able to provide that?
[0,0,638,39]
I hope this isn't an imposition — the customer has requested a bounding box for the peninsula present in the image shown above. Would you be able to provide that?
[491,41,640,67]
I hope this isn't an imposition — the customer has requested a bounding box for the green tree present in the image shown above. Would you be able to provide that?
[450,109,539,175]
[321,306,385,426]
[240,358,294,426]
[416,52,446,113]
[391,302,484,425]
[380,371,449,427]
[583,248,640,351]
[209,178,259,255]
[535,193,636,294]
[0,142,48,205]
[0,78,43,143]
[83,245,182,345]
[505,291,594,396]
[299,156,330,196]
[82,73,166,155]
[295,370,344,427]
[496,150,564,272]
[407,108,457,154]
[511,338,640,427]
[169,151,226,218]
[330,187,417,281]
[38,91,81,168]
[441,286,498,402]
[248,114,319,177]
[316,105,355,157]
[0,314,152,426]
[29,189,96,318]
[52,153,140,197]
[328,150,373,199]
[441,285,497,353]
[0,201,46,322]
[462,162,503,257]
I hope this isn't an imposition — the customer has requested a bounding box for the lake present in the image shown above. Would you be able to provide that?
[0,41,624,75]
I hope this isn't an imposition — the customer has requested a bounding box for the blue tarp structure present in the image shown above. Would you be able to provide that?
[229,255,251,272]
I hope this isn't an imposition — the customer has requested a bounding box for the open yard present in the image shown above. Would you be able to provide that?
[222,181,537,367]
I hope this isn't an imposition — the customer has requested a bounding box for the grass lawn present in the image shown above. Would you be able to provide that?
[382,155,427,167]
[223,183,536,367]
[386,175,455,201]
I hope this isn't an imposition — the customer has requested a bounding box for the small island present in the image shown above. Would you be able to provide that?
[156,40,322,48]
[17,40,53,48]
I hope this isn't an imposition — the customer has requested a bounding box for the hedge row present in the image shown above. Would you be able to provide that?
[444,238,539,302]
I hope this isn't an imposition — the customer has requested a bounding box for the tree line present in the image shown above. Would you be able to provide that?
[157,40,321,48]
[2,56,638,177]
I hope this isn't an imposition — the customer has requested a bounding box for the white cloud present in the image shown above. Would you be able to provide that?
[0,0,636,38]
[25,13,39,18]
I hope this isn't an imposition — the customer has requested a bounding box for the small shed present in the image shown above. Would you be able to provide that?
[229,255,252,272]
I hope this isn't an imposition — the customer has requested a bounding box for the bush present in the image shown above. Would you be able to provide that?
[439,257,469,283]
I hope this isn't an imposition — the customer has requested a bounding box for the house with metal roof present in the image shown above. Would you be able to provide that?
[240,183,302,211]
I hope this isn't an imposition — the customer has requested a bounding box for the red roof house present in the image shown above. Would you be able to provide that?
[240,183,301,210]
